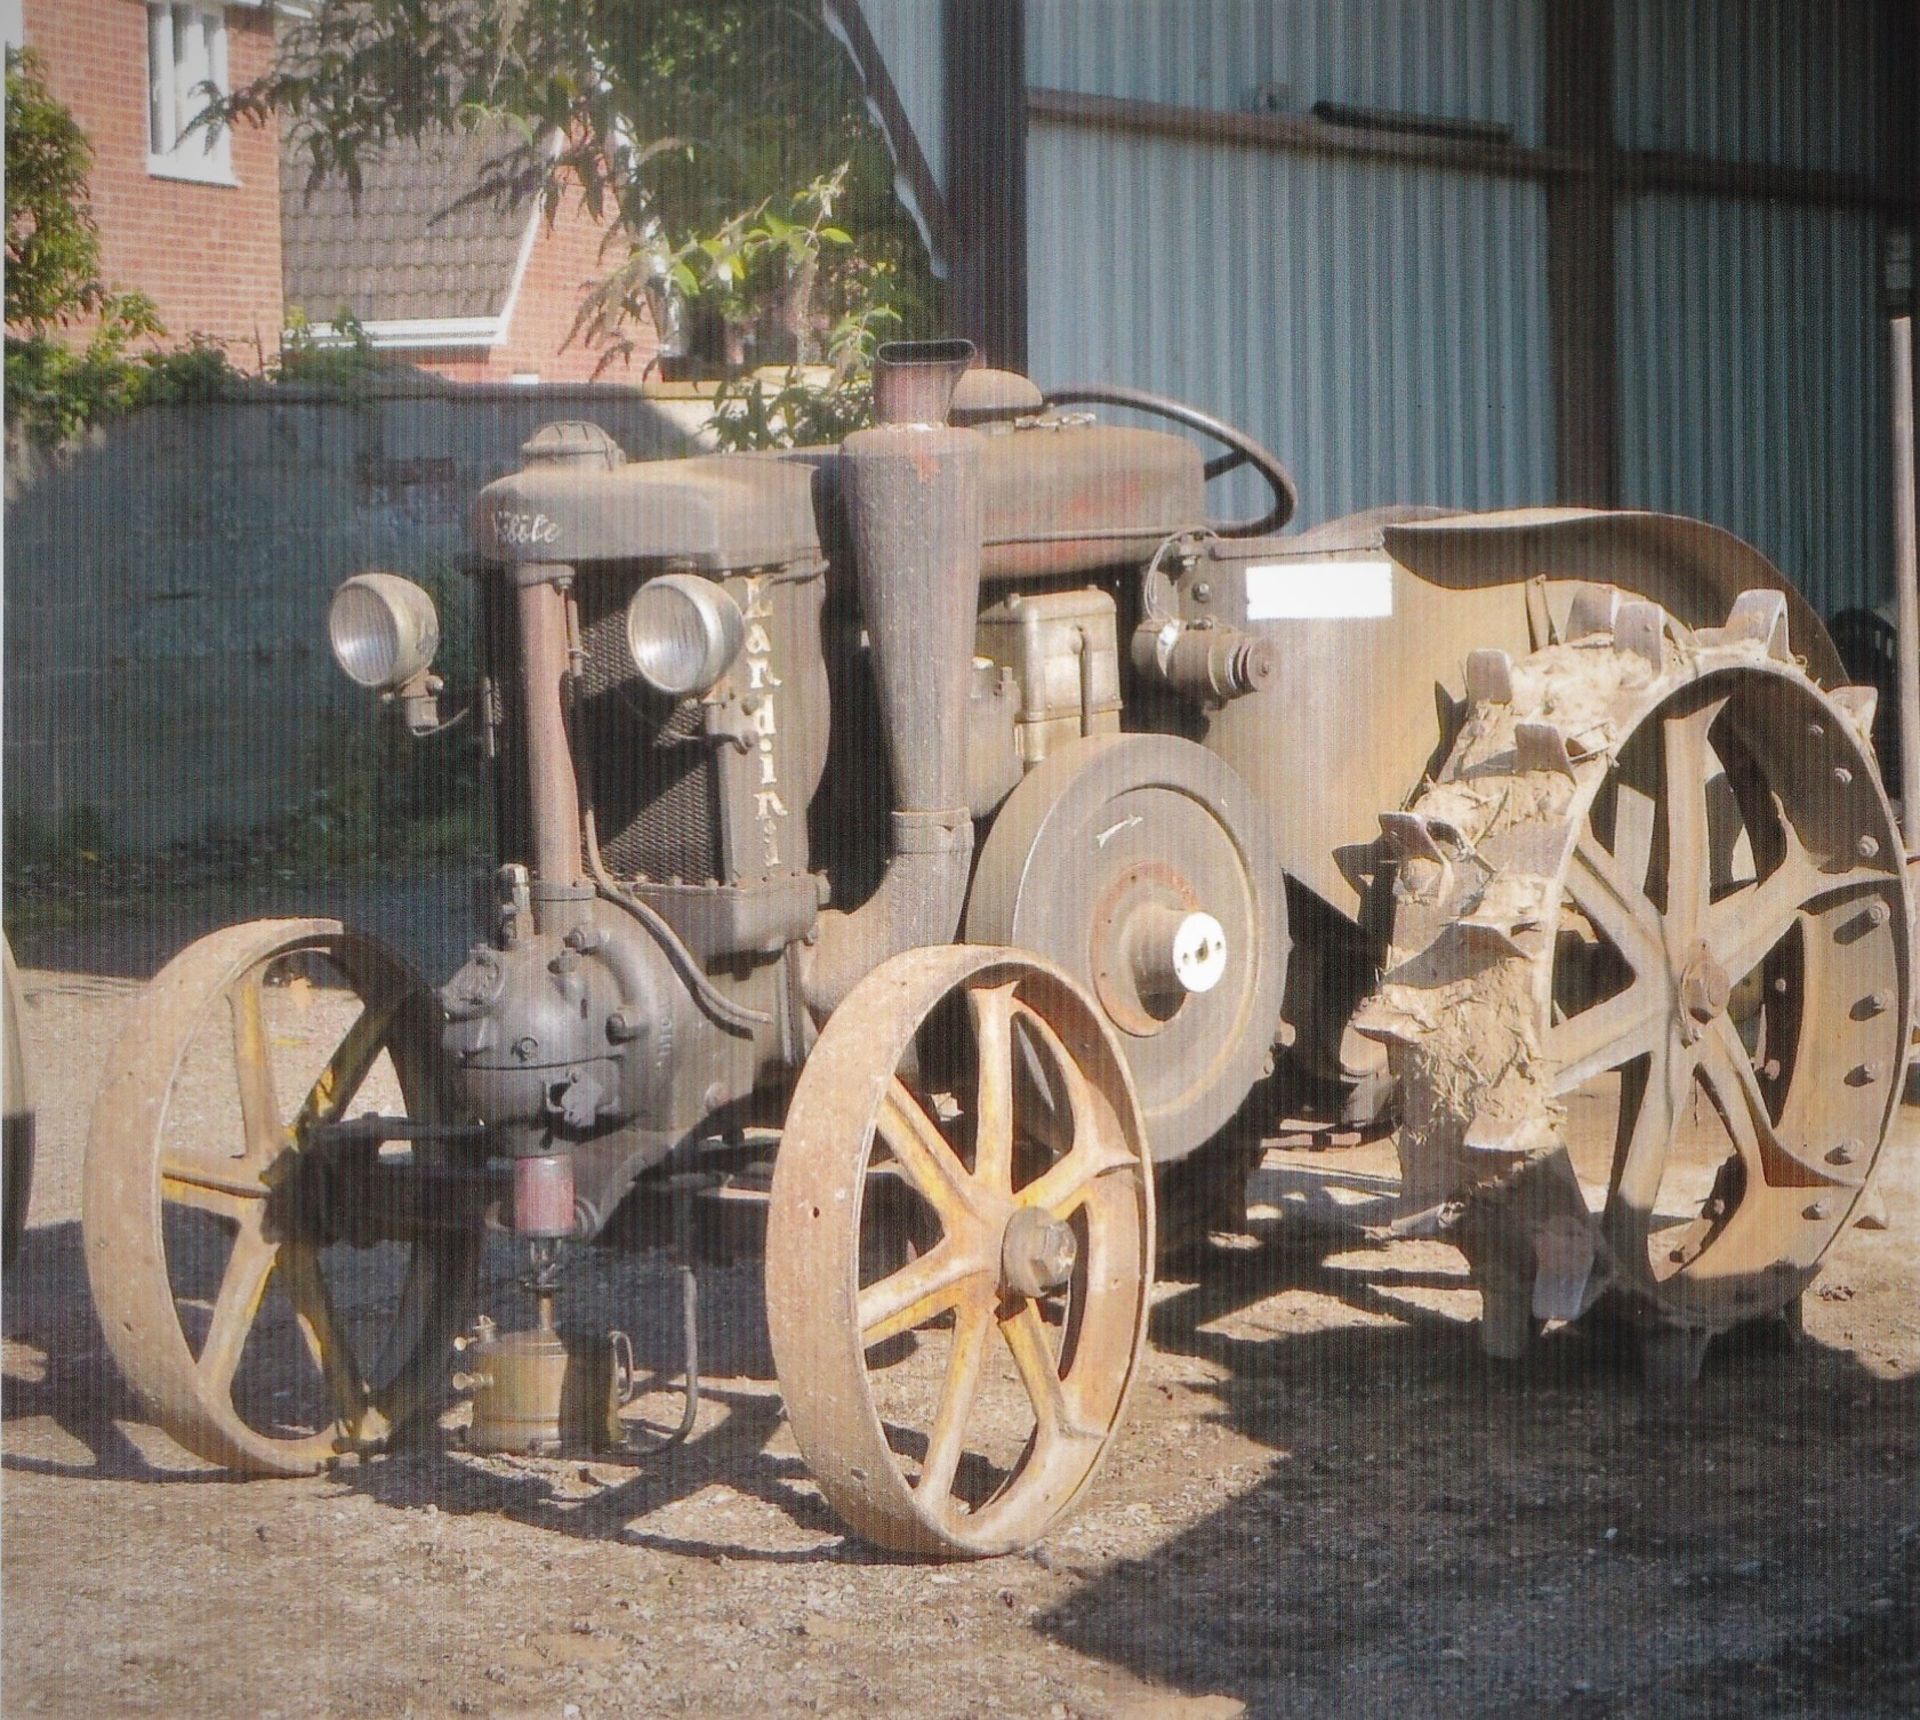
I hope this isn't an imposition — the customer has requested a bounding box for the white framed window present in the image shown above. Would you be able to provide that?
[147,2,232,184]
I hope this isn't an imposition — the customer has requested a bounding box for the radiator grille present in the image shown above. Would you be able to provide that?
[575,569,722,883]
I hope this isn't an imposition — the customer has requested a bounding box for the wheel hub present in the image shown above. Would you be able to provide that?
[1676,940,1732,1042]
[1000,1205,1078,1298]
[1132,906,1229,999]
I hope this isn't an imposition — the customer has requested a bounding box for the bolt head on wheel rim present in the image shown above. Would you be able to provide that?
[767,945,1153,1558]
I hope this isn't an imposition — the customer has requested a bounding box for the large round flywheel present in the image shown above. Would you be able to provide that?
[966,734,1288,1163]
[767,945,1153,1557]
[1359,586,1910,1360]
[85,920,484,1473]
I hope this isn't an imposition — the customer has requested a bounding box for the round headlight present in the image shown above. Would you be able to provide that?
[626,574,744,697]
[329,573,440,691]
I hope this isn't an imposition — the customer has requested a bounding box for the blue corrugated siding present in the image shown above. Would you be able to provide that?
[1027,121,1556,529]
[854,0,1893,613]
[1614,0,1887,175]
[1615,193,1893,617]
[1026,0,1545,144]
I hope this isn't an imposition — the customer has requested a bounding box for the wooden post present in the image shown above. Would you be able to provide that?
[1544,0,1619,507]
[944,0,1028,370]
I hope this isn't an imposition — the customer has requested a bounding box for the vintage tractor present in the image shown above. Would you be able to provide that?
[84,341,1911,1557]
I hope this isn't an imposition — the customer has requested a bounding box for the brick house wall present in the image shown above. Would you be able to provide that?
[405,188,658,387]
[19,0,285,363]
[17,1,656,385]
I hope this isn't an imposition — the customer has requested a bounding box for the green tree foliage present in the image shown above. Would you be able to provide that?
[4,48,170,442]
[220,1,935,424]
[5,46,120,331]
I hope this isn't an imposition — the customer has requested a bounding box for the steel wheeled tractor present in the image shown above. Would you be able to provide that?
[85,340,1912,1557]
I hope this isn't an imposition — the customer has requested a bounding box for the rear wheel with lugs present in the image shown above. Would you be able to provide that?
[84,920,483,1473]
[767,945,1153,1557]
[1363,588,1909,1363]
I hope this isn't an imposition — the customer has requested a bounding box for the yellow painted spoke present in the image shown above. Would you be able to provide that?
[1020,1128,1137,1222]
[195,1218,278,1396]
[876,1081,981,1230]
[857,1238,989,1349]
[160,1152,269,1216]
[916,1296,993,1508]
[1007,1005,1110,1157]
[1000,1299,1090,1449]
[967,983,1019,1195]
[295,996,402,1134]
[277,1243,368,1431]
[227,975,285,1165]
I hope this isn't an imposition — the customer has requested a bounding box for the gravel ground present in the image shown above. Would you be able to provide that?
[5,959,1919,1718]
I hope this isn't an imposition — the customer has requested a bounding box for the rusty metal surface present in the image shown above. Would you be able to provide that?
[871,338,975,426]
[802,419,982,1014]
[1383,509,1848,685]
[1040,382,1298,536]
[766,944,1153,1557]
[966,734,1289,1163]
[83,920,480,1474]
[1199,506,1851,922]
[1354,589,1910,1364]
[516,577,587,889]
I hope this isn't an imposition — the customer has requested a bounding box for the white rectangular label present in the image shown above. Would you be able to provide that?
[1242,558,1394,620]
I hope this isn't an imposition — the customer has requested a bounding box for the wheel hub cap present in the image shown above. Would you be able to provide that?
[1676,939,1731,1041]
[1000,1205,1078,1298]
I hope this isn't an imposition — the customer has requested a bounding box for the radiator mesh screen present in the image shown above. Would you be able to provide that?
[574,569,721,883]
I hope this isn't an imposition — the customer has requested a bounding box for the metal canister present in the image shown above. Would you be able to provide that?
[457,1321,632,1455]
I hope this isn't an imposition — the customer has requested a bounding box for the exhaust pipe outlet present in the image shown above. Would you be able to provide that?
[870,338,975,427]
[804,370,983,1015]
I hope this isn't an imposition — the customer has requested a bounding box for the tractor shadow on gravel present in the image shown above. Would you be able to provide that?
[1037,1206,1920,1718]
[0,1219,218,1484]
[1,1218,861,1558]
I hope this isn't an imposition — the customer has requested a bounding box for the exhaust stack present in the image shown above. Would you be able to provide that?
[804,341,982,1014]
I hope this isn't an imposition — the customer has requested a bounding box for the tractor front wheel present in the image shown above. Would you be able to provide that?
[767,945,1154,1557]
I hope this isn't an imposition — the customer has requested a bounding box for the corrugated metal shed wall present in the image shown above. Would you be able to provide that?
[1023,0,1554,530]
[1026,0,1544,145]
[1027,126,1555,527]
[844,0,947,192]
[853,0,1897,612]
[1611,0,1894,614]
[1615,195,1892,617]
[1614,0,1887,174]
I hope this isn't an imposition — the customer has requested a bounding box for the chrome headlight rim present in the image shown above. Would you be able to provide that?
[328,573,441,692]
[625,573,745,698]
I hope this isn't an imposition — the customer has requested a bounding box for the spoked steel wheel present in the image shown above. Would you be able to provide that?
[85,920,482,1473]
[1553,669,1906,1324]
[767,945,1153,1557]
[1364,587,1910,1353]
